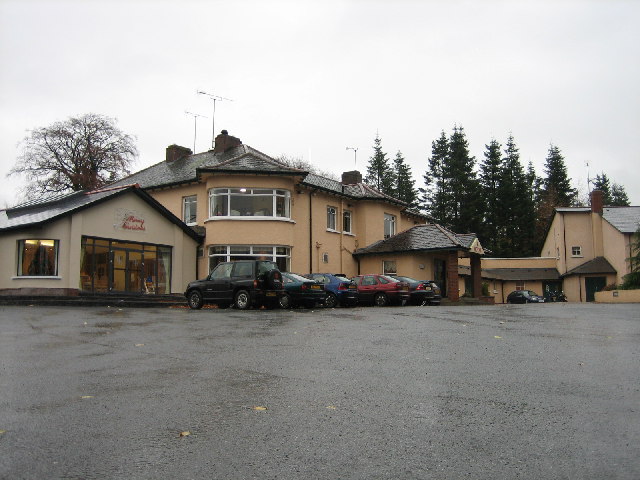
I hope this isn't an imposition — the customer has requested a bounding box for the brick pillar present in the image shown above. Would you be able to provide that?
[447,250,459,301]
[471,254,482,298]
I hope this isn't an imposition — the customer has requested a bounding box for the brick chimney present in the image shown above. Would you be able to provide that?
[213,130,242,153]
[342,170,363,185]
[166,144,192,162]
[590,189,603,214]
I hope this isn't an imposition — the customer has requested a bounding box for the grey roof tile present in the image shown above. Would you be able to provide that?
[563,256,617,276]
[0,185,201,241]
[353,224,473,256]
[602,206,640,234]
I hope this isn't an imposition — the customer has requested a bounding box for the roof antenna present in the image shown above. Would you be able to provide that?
[197,90,234,149]
[346,147,358,167]
[185,111,207,154]
[586,161,593,193]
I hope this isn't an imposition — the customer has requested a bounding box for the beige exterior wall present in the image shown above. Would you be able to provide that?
[595,289,640,303]
[602,220,632,284]
[148,173,422,279]
[0,192,198,295]
[357,251,446,281]
[541,211,595,274]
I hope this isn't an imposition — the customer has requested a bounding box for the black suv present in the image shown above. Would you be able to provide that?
[185,260,284,310]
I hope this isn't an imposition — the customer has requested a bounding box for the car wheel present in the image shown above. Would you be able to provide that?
[324,292,338,308]
[279,293,291,309]
[187,290,204,310]
[234,290,251,310]
[374,293,388,307]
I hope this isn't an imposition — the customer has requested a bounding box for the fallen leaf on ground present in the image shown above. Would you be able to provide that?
[81,395,94,399]
[252,406,268,411]
[135,343,145,347]
[326,406,337,410]
[179,431,191,437]
[494,336,502,339]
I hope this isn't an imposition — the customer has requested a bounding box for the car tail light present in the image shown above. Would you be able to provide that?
[338,283,348,291]
[301,284,308,290]
[416,284,425,290]
[253,280,258,288]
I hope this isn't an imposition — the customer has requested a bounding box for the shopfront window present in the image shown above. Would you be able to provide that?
[17,239,59,276]
[80,237,172,294]
[209,188,291,218]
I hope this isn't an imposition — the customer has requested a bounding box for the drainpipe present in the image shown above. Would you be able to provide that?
[309,190,315,273]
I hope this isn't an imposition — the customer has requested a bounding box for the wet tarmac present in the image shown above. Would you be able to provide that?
[1,303,638,479]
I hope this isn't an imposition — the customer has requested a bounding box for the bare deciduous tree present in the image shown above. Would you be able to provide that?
[9,113,137,199]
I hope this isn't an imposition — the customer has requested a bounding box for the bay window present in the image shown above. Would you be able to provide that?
[209,188,290,219]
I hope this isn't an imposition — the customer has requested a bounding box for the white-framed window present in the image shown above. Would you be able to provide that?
[382,260,397,275]
[208,245,290,273]
[571,246,582,257]
[516,280,525,290]
[209,188,290,219]
[343,210,352,233]
[183,195,197,225]
[17,239,59,276]
[327,206,337,231]
[384,213,396,239]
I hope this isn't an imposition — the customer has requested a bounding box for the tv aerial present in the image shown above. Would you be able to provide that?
[185,111,207,154]
[346,147,358,166]
[197,90,234,149]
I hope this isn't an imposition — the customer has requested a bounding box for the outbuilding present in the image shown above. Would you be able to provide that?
[0,184,202,297]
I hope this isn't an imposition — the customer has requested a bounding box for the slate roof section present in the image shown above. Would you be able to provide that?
[110,142,422,213]
[353,224,476,256]
[602,206,640,233]
[0,184,202,241]
[563,256,617,276]
[110,145,307,190]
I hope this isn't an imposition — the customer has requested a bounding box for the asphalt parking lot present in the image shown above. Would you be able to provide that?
[1,303,638,479]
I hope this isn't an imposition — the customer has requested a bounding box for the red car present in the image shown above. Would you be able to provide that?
[352,274,410,306]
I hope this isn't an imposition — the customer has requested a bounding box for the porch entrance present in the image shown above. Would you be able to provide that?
[585,276,606,302]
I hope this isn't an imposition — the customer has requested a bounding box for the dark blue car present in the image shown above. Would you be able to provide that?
[305,273,359,307]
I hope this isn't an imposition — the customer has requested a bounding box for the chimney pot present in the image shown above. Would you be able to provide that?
[342,170,363,185]
[213,130,242,153]
[166,144,192,162]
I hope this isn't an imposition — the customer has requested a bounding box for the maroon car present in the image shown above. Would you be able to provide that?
[352,274,410,306]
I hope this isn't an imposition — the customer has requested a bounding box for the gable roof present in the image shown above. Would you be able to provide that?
[602,206,640,234]
[563,256,617,277]
[353,224,476,256]
[0,184,202,241]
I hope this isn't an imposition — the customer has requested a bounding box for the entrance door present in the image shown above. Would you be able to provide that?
[585,276,606,302]
[111,248,144,293]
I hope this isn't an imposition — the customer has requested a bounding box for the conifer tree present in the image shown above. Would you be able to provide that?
[497,135,535,257]
[541,144,577,207]
[479,139,502,253]
[419,130,450,224]
[535,144,577,252]
[610,183,630,206]
[445,126,482,234]
[393,150,418,208]
[365,134,395,196]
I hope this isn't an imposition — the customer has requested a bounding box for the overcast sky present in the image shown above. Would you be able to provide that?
[1,0,638,209]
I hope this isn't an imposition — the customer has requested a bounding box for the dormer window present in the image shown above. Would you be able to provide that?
[571,246,582,257]
[209,188,290,219]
